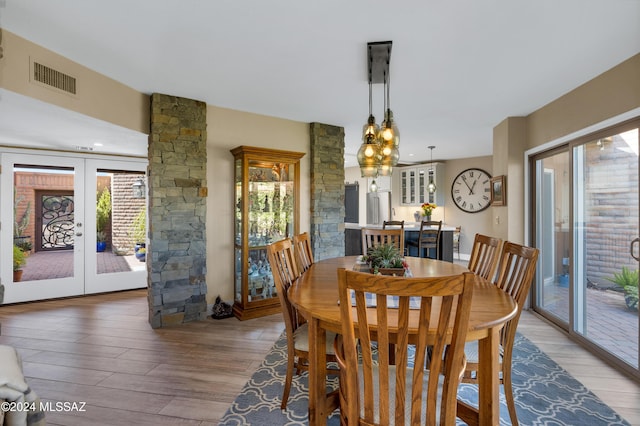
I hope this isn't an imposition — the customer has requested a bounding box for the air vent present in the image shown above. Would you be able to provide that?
[32,62,77,95]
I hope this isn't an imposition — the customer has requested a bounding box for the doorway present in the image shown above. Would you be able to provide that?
[1,151,147,303]
[530,118,640,378]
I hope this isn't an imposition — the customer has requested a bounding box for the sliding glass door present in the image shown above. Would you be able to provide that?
[531,119,640,378]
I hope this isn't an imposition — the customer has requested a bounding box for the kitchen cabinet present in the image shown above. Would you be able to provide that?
[231,145,304,320]
[399,163,445,206]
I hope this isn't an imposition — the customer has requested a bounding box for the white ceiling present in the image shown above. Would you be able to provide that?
[1,0,639,164]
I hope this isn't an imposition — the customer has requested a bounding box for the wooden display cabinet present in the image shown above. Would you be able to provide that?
[231,146,304,320]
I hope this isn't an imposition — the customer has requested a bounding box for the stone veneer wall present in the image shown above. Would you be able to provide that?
[148,93,208,328]
[309,122,345,260]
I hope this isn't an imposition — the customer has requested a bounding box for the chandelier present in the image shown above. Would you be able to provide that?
[357,41,399,177]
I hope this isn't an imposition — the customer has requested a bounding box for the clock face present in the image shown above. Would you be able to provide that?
[451,168,492,213]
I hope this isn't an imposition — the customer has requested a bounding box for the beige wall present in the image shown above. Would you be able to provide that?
[497,53,640,245]
[0,30,149,134]
[206,106,310,302]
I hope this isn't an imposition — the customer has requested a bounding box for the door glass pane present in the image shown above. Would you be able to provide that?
[14,166,75,282]
[96,170,146,274]
[534,151,570,324]
[573,129,639,368]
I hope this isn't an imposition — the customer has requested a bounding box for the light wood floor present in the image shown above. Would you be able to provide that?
[0,289,638,425]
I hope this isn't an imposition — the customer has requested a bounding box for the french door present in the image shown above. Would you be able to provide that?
[1,151,147,303]
[530,118,640,378]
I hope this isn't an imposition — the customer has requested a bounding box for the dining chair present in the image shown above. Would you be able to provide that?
[382,220,404,231]
[361,227,405,256]
[335,268,476,425]
[266,238,338,409]
[406,220,441,259]
[462,241,539,426]
[452,226,462,260]
[467,233,502,282]
[292,232,314,273]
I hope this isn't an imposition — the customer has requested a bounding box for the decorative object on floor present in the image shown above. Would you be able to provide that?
[218,333,630,426]
[211,296,233,319]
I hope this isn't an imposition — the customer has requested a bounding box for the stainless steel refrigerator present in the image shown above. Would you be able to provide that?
[366,191,391,225]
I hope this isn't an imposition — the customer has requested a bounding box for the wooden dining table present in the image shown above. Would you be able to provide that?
[288,255,518,426]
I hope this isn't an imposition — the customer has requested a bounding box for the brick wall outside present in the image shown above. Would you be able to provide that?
[583,136,639,284]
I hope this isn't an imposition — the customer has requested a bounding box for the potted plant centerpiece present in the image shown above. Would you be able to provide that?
[607,266,639,311]
[363,243,408,276]
[13,245,27,282]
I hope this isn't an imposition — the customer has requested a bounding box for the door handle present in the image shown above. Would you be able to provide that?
[631,238,640,261]
[76,232,83,237]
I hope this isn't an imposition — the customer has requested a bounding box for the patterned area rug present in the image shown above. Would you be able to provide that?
[219,333,629,425]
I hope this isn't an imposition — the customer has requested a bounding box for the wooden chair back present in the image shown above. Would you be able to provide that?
[467,233,502,281]
[453,226,462,259]
[462,241,539,426]
[361,228,405,256]
[416,220,441,258]
[382,220,404,230]
[293,232,314,273]
[335,268,475,425]
[494,241,539,347]
[267,239,303,337]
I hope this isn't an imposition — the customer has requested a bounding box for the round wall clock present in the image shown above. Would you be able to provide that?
[451,168,492,213]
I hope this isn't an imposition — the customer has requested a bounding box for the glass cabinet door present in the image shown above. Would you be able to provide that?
[231,146,303,320]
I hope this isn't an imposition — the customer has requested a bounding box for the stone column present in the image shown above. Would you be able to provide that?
[148,93,208,328]
[309,122,345,260]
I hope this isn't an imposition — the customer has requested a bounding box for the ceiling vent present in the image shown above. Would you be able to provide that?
[32,61,77,95]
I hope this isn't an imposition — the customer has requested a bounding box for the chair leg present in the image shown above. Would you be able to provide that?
[281,354,296,409]
[503,365,519,426]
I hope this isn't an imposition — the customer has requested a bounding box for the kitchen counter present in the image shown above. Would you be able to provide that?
[344,222,455,262]
[345,222,457,231]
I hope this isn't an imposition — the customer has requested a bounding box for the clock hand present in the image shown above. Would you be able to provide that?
[469,179,477,195]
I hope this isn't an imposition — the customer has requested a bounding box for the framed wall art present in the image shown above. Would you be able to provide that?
[490,175,506,206]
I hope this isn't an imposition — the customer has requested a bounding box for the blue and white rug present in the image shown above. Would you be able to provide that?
[219,333,629,425]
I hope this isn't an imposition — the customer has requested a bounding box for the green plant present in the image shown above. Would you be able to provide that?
[607,266,639,311]
[13,245,27,271]
[96,187,112,233]
[130,209,146,244]
[96,231,107,243]
[363,244,405,271]
[14,191,32,238]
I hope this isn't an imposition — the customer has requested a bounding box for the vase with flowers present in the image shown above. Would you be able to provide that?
[421,202,437,221]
